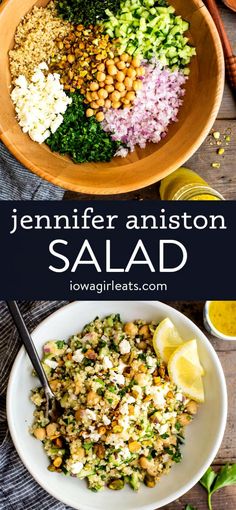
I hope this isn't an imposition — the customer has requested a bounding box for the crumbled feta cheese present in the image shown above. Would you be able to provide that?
[118,415,130,430]
[111,373,125,386]
[119,339,131,354]
[85,409,97,421]
[132,385,143,397]
[103,356,113,369]
[38,62,49,71]
[176,392,183,401]
[119,447,131,460]
[103,415,111,426]
[116,361,126,373]
[72,349,84,363]
[120,403,129,415]
[126,395,136,404]
[146,355,157,373]
[11,63,71,144]
[70,461,83,474]
[44,359,58,369]
[158,424,169,435]
[151,387,166,409]
[89,433,101,442]
[162,454,170,463]
[163,411,177,420]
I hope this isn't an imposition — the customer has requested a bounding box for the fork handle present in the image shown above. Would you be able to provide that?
[7,301,53,395]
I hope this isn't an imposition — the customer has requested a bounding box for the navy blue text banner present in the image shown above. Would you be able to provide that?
[0,201,235,300]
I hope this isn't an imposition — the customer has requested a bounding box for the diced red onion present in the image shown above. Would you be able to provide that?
[102,59,187,155]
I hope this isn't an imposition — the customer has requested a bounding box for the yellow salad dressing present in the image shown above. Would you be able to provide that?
[160,168,223,201]
[209,301,236,337]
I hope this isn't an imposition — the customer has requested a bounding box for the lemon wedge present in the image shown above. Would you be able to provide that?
[168,339,205,403]
[153,318,184,363]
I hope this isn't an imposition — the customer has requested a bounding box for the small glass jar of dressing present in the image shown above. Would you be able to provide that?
[204,301,236,340]
[160,168,224,201]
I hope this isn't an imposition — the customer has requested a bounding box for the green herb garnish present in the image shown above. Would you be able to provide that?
[56,0,121,25]
[56,341,65,349]
[200,464,236,510]
[46,92,122,163]
[83,442,93,451]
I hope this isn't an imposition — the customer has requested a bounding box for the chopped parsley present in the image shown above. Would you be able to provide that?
[46,92,122,163]
[56,340,65,349]
[56,0,121,25]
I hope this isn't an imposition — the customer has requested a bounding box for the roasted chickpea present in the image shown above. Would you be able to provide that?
[104,99,112,108]
[97,98,105,107]
[98,88,108,99]
[122,98,130,106]
[186,400,198,415]
[90,101,100,109]
[115,81,126,92]
[127,67,136,79]
[105,84,114,93]
[136,66,145,77]
[138,324,150,338]
[133,79,143,91]
[120,53,129,62]
[131,57,141,68]
[124,77,133,90]
[34,428,46,441]
[96,111,105,122]
[117,60,126,70]
[91,91,99,100]
[111,90,121,102]
[97,71,106,82]
[178,413,192,426]
[116,71,125,82]
[105,75,114,85]
[107,65,118,76]
[97,63,105,72]
[90,82,99,91]
[86,108,94,117]
[106,58,115,66]
[124,322,138,336]
[112,101,121,109]
[46,423,57,438]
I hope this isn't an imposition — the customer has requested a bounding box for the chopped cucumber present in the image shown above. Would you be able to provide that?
[103,0,196,70]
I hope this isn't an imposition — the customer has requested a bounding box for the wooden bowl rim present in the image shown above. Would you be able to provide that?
[0,0,225,195]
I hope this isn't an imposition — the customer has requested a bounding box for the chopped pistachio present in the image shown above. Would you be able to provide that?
[218,148,225,155]
[225,135,231,143]
[213,131,220,140]
[211,162,221,169]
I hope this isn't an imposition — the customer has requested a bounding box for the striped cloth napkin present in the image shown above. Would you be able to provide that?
[0,143,64,200]
[0,301,73,510]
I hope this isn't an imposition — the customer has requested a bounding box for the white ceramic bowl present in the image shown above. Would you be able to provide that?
[7,301,227,510]
[204,301,236,341]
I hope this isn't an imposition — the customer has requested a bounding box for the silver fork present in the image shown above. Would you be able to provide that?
[7,301,61,421]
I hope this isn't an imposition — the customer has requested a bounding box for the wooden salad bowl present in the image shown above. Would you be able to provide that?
[0,0,224,195]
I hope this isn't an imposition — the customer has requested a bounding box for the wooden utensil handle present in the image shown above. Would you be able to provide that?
[225,55,236,92]
[204,0,233,56]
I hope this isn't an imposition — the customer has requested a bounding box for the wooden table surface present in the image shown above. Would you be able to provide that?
[162,301,236,510]
[65,1,236,201]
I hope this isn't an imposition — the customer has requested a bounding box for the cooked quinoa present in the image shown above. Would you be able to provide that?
[31,314,198,492]
[9,1,71,82]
